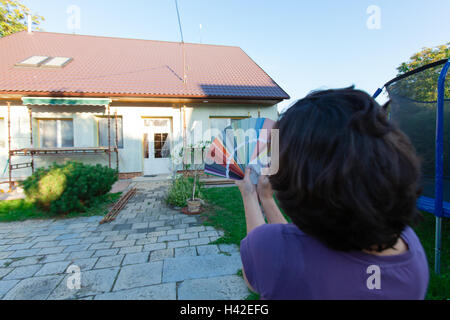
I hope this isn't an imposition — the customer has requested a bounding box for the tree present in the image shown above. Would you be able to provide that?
[392,43,450,101]
[0,0,44,37]
[397,43,450,74]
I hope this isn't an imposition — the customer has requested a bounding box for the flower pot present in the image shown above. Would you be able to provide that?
[187,198,202,213]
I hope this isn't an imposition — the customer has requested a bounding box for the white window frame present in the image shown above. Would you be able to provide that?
[209,116,249,131]
[38,119,74,148]
[96,116,124,149]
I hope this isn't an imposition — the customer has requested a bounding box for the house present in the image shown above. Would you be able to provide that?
[0,31,289,187]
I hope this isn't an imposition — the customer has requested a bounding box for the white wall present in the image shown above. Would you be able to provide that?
[0,102,278,188]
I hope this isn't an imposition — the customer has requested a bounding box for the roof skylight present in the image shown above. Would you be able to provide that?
[15,56,73,68]
[42,57,72,68]
[15,56,49,67]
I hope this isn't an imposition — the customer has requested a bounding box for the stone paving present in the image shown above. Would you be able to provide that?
[0,180,249,300]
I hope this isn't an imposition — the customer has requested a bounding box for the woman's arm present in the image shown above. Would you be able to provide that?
[235,168,266,234]
[257,175,288,224]
[236,168,265,294]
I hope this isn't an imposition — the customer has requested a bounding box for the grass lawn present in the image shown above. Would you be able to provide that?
[0,193,121,222]
[202,186,449,300]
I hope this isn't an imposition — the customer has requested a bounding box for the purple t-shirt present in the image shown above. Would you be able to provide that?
[240,223,429,300]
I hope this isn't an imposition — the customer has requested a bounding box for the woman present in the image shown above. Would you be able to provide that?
[236,87,429,300]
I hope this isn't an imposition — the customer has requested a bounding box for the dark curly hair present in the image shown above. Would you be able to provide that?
[270,87,422,252]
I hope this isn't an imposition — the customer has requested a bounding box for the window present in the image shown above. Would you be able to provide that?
[98,117,123,148]
[143,118,171,159]
[143,133,149,159]
[154,133,170,158]
[0,118,5,148]
[144,119,170,128]
[15,56,49,67]
[38,119,74,148]
[210,117,248,132]
[42,57,73,68]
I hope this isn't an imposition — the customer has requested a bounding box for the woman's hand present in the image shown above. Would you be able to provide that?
[235,168,257,198]
[257,175,273,201]
[235,167,266,233]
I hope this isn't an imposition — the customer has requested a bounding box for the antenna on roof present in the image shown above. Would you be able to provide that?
[174,0,187,84]
[175,0,184,43]
[199,24,202,44]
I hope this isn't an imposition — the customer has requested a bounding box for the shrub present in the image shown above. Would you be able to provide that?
[21,162,118,214]
[166,175,203,207]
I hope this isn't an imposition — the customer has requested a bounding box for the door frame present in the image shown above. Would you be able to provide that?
[141,116,173,175]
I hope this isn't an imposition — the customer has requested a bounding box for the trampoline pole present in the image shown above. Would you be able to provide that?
[434,59,449,275]
[373,88,383,99]
[435,217,442,274]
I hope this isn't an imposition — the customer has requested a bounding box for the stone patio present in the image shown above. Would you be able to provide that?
[0,180,249,300]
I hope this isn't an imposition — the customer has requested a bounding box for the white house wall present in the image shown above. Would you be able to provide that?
[0,102,278,187]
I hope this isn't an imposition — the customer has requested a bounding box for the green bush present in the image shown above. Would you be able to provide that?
[166,175,203,207]
[21,162,118,214]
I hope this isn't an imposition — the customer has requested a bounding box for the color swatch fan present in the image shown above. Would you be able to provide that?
[204,118,275,182]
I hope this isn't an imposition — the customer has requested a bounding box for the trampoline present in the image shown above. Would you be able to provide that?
[374,58,450,274]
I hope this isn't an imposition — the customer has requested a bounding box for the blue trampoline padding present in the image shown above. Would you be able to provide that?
[417,196,450,218]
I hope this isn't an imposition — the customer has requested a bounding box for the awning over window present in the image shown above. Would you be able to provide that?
[21,97,111,106]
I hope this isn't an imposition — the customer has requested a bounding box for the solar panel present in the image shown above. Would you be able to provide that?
[42,57,72,68]
[15,55,49,67]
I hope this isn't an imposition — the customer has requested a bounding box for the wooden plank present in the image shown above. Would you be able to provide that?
[201,178,234,185]
[9,147,117,156]
[99,188,137,224]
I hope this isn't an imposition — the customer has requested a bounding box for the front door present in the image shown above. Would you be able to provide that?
[143,118,172,176]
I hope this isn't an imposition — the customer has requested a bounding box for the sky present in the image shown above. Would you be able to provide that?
[22,0,450,111]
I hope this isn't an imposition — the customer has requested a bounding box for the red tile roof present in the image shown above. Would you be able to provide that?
[0,31,289,100]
